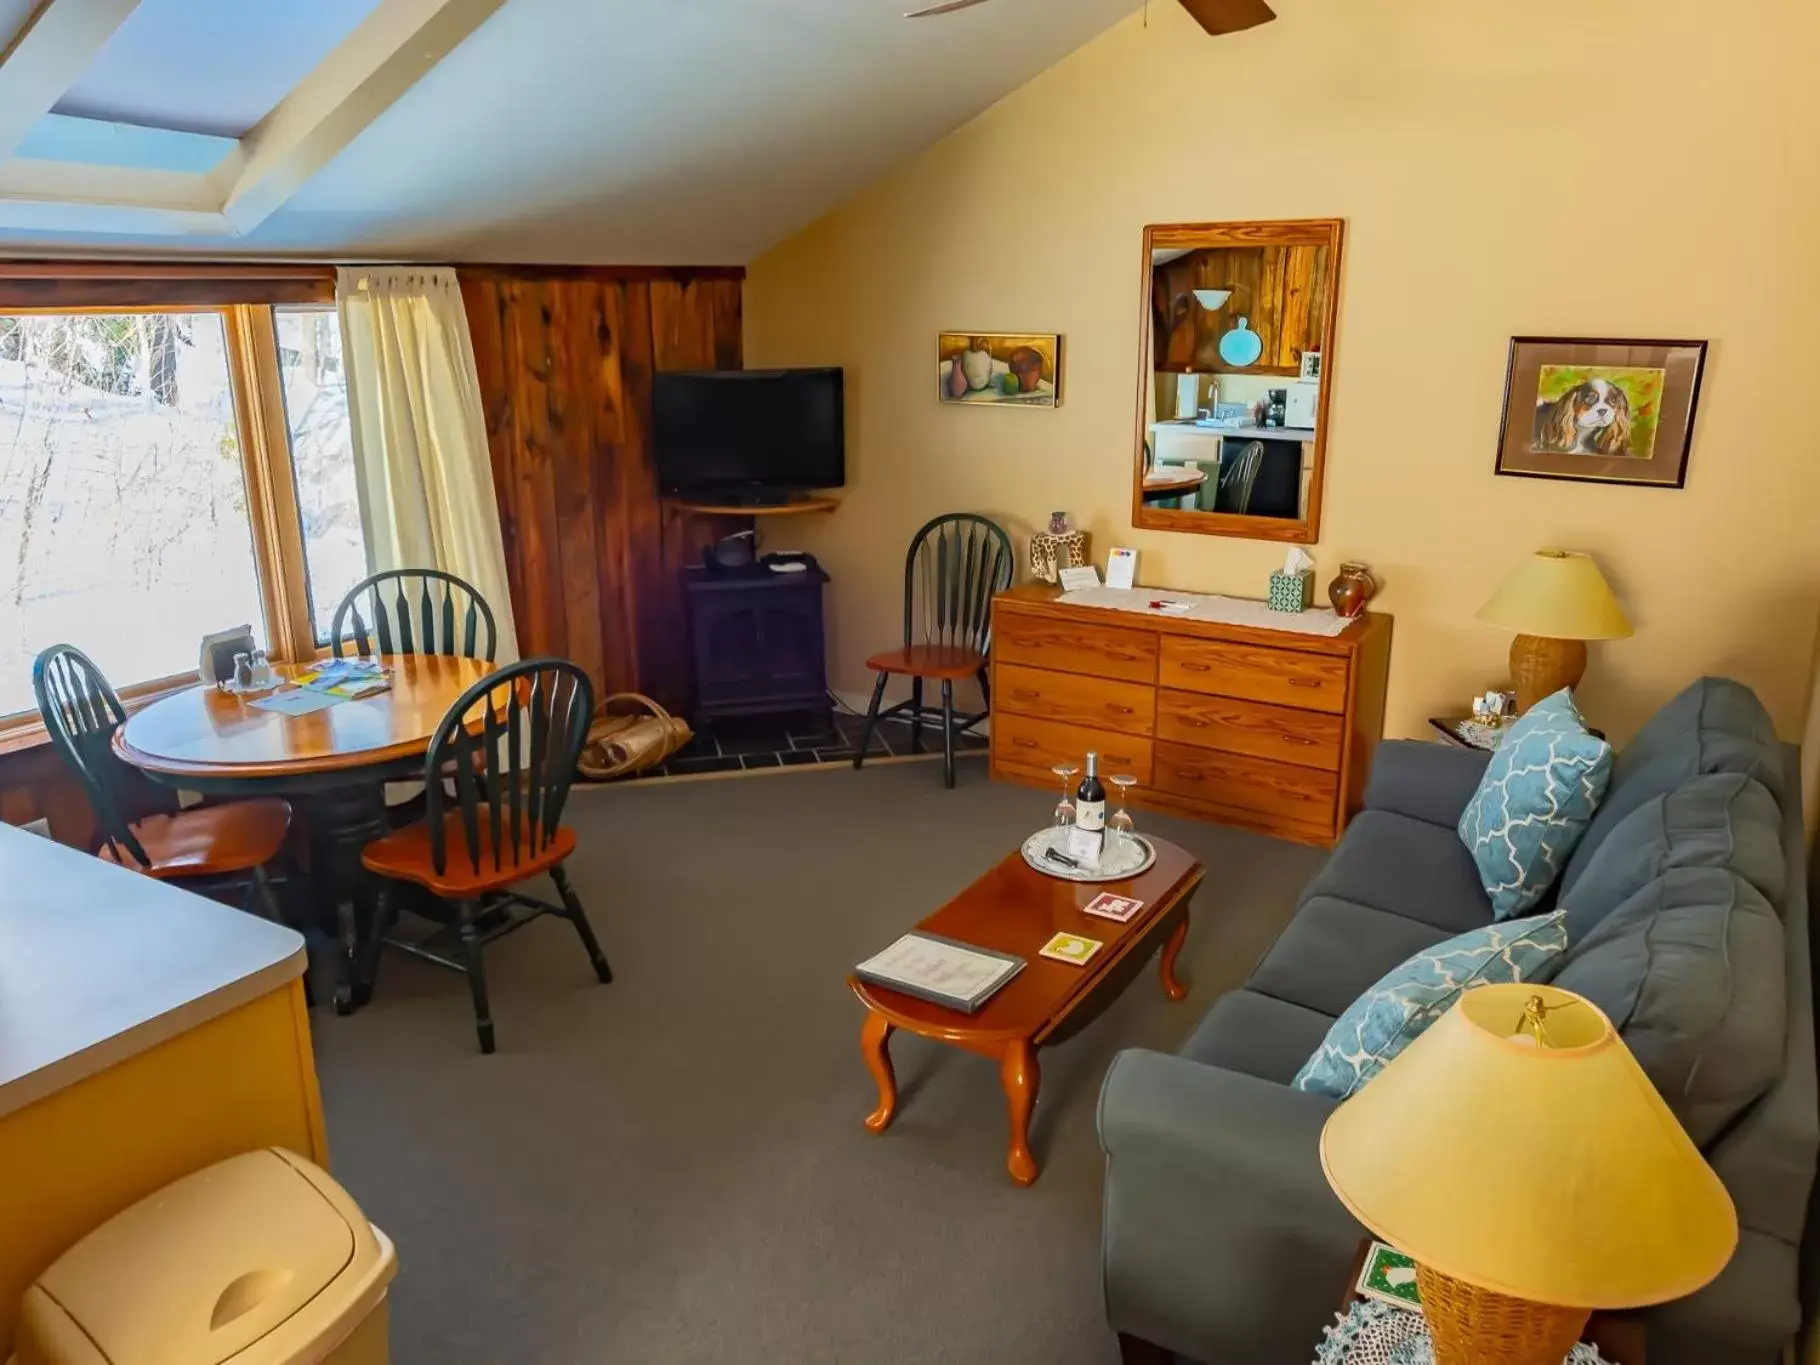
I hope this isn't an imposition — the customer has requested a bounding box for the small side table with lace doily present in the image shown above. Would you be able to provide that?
[1318,1241,1643,1365]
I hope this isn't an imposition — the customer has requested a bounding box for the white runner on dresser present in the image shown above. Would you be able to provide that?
[1057,585,1351,638]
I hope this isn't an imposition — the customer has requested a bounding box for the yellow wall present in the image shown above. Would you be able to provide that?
[746,0,1820,745]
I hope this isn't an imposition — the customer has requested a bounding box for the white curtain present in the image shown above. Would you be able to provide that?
[336,266,519,662]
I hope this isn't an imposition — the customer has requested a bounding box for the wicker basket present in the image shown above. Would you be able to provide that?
[576,692,693,780]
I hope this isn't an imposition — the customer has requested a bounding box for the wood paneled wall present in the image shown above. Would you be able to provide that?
[460,267,748,709]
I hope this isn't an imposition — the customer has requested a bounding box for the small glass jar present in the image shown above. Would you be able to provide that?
[232,652,254,692]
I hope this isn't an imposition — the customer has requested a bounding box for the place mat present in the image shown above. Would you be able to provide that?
[1058,585,1351,637]
[1315,1299,1614,1365]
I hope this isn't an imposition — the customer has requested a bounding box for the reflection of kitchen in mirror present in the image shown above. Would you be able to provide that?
[1134,220,1343,544]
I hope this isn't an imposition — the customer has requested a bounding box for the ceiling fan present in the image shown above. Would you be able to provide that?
[904,0,1277,36]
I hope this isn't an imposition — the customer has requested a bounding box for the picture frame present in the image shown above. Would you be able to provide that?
[938,332,1061,408]
[1494,336,1708,489]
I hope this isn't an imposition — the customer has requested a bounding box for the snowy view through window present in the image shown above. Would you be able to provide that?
[0,312,265,715]
[0,309,363,717]
[275,308,365,643]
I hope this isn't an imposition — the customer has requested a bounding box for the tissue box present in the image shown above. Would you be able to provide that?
[1268,569,1314,612]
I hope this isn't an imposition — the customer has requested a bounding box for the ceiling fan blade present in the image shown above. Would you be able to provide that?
[905,0,993,15]
[1176,0,1278,35]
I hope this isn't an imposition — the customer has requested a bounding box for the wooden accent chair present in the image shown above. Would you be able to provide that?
[331,568,498,662]
[356,658,611,1053]
[854,513,1014,788]
[32,645,291,916]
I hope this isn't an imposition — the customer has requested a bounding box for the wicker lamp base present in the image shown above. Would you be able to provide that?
[1509,633,1588,714]
[1416,1265,1591,1365]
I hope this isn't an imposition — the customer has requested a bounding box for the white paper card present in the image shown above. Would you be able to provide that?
[1065,825,1105,867]
[1058,565,1101,592]
[1106,547,1138,591]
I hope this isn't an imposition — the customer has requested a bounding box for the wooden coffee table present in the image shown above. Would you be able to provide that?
[848,835,1203,1186]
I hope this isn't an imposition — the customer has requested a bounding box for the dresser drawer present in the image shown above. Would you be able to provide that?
[1156,690,1343,771]
[992,712,1153,784]
[1157,637,1348,714]
[1153,743,1337,830]
[996,664,1155,737]
[993,609,1159,684]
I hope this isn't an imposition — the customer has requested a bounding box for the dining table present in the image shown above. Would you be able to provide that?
[113,653,497,1013]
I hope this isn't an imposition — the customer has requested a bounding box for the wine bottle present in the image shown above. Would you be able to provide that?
[1074,751,1107,833]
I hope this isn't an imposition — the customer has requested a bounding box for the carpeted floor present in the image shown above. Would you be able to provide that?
[310,758,1327,1365]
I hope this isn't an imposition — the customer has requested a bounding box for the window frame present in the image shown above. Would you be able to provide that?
[0,266,346,749]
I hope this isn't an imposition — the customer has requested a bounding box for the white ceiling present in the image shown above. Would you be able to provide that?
[3,0,1141,263]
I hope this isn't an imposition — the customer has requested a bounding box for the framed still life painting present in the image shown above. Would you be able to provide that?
[1494,337,1708,488]
[938,333,1061,408]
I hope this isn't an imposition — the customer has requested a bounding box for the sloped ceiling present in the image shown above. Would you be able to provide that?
[0,0,1141,263]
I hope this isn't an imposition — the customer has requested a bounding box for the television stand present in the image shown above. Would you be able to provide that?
[671,494,840,516]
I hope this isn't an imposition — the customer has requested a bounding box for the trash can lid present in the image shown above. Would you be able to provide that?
[18,1149,393,1365]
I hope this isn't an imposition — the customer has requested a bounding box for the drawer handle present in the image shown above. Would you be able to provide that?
[1013,738,1038,749]
[1183,717,1207,728]
[1012,688,1040,700]
[1179,662,1212,673]
[1105,703,1134,715]
[1174,767,1203,781]
[1289,677,1322,689]
[1285,735,1317,746]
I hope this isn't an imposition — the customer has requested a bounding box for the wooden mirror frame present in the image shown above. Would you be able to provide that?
[1131,218,1345,544]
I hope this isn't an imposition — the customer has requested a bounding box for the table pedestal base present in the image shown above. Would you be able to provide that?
[300,785,391,1014]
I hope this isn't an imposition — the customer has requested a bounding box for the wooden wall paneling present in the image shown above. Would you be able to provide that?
[613,281,681,709]
[504,280,569,660]
[580,279,644,700]
[549,281,609,689]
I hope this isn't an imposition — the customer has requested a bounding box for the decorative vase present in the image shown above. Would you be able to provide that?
[946,356,969,399]
[1048,511,1071,536]
[961,342,994,392]
[1327,562,1377,618]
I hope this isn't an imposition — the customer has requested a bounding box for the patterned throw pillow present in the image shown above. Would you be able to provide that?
[1293,910,1570,1100]
[1459,689,1613,919]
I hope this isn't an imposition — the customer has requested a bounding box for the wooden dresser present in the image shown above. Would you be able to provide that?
[988,586,1392,846]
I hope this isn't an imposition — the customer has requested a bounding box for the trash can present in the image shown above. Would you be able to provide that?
[11,1148,396,1365]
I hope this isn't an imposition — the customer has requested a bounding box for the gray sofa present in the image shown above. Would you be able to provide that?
[1098,678,1817,1364]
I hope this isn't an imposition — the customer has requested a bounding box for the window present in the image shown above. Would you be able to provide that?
[0,281,363,725]
[274,307,364,643]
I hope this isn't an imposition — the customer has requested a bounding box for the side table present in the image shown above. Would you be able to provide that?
[1427,714,1507,752]
[1330,1241,1645,1365]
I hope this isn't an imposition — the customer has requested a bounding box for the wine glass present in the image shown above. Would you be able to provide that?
[1109,773,1139,858]
[1051,762,1079,830]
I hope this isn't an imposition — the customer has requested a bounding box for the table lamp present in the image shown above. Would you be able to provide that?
[1477,549,1632,712]
[1320,983,1736,1365]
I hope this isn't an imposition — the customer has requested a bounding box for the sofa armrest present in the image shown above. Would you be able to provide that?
[1362,739,1490,829]
[1097,1050,1362,1361]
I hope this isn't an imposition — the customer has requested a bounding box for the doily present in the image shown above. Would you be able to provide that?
[1314,1299,1614,1365]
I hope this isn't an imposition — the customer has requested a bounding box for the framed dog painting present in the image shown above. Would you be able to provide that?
[1495,337,1708,488]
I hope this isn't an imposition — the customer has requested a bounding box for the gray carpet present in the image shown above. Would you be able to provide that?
[310,757,1326,1365]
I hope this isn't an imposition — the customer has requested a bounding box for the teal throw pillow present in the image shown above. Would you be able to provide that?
[1458,689,1613,919]
[1293,909,1569,1100]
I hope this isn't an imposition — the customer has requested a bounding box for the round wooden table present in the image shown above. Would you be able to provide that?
[1141,467,1207,503]
[115,654,496,1011]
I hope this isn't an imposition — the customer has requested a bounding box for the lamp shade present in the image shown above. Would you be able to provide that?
[1477,549,1633,641]
[1191,288,1232,310]
[1320,983,1736,1310]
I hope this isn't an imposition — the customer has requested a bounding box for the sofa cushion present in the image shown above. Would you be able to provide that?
[1292,909,1570,1100]
[1559,773,1787,941]
[1177,989,1336,1085]
[1553,866,1786,1146]
[1560,677,1785,900]
[1248,897,1452,1018]
[1459,689,1612,919]
[1303,810,1494,935]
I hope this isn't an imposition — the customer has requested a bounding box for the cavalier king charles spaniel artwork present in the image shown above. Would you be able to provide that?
[1533,377,1633,457]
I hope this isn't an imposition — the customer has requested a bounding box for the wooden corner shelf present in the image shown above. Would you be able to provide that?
[669,496,841,516]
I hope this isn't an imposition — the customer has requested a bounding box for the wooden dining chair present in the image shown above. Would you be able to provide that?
[853,513,1014,788]
[355,657,610,1053]
[32,645,292,917]
[331,569,498,662]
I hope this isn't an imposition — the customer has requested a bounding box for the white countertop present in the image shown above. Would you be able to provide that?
[1150,421,1316,442]
[0,825,306,1119]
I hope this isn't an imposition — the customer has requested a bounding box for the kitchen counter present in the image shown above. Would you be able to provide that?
[0,824,325,1353]
[0,824,306,1118]
[1149,420,1316,442]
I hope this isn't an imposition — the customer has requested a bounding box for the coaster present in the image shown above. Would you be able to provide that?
[1083,892,1144,923]
[1040,932,1103,966]
[1356,1240,1421,1311]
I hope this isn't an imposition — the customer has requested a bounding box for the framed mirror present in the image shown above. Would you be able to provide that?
[1132,219,1344,543]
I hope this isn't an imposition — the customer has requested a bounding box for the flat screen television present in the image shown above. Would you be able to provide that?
[652,367,845,502]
